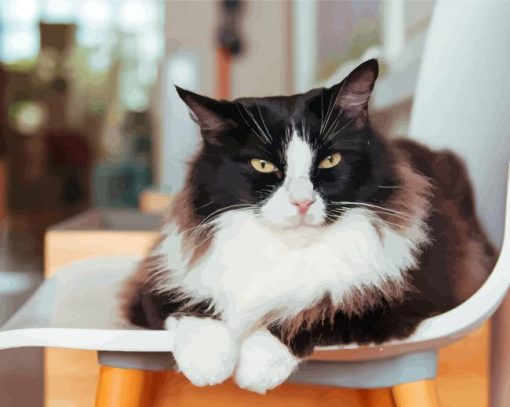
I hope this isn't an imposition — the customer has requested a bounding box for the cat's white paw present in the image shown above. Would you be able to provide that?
[234,329,299,394]
[168,316,237,387]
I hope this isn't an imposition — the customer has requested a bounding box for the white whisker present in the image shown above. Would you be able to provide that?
[328,206,424,230]
[195,201,215,210]
[331,201,412,218]
[321,88,339,138]
[329,201,424,226]
[322,116,341,143]
[235,103,271,145]
[255,102,272,141]
[373,218,407,230]
[240,101,271,143]
[320,78,348,139]
[324,116,356,144]
[186,203,258,242]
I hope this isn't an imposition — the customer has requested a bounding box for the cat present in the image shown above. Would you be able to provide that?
[124,59,494,394]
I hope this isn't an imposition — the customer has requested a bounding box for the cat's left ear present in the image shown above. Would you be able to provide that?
[330,59,379,117]
[175,86,235,133]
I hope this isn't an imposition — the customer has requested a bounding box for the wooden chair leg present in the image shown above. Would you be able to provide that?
[364,388,395,407]
[391,380,440,407]
[95,366,152,407]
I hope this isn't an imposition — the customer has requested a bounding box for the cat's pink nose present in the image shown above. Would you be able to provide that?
[291,199,315,215]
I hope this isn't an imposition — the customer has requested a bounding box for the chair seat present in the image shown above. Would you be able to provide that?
[1,230,509,362]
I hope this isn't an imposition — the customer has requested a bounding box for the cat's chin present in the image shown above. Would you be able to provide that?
[260,216,326,231]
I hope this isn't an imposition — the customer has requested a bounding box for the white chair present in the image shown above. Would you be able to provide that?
[406,2,510,405]
[1,169,509,406]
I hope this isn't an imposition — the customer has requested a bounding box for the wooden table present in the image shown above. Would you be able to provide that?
[44,208,161,406]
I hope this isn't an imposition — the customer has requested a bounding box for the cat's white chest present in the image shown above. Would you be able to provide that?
[167,209,419,333]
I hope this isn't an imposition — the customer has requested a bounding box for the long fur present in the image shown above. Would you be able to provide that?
[124,59,494,391]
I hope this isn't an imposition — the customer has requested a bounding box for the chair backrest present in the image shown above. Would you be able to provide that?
[408,0,510,249]
[407,5,510,402]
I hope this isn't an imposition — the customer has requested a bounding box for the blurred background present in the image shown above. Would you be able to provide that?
[0,0,433,267]
[5,1,510,406]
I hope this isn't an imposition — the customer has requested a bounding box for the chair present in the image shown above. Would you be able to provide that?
[404,2,510,404]
[1,168,509,407]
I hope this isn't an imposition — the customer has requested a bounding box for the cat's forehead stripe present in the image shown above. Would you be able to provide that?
[285,130,314,179]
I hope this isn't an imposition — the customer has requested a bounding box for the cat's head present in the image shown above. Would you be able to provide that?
[176,59,397,229]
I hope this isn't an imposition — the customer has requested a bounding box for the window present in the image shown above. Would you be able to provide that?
[0,0,40,63]
[1,0,164,111]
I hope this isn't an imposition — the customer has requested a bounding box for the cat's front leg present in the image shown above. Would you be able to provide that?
[167,316,238,387]
[234,329,300,394]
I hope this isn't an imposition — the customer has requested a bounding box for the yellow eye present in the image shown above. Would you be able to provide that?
[251,158,278,173]
[318,152,342,169]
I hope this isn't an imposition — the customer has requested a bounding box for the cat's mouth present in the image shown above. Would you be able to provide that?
[259,212,328,230]
[296,215,325,228]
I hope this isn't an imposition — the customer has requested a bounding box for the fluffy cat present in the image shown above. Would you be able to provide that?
[125,59,494,393]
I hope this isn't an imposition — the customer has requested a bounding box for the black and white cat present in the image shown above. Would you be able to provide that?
[125,59,494,393]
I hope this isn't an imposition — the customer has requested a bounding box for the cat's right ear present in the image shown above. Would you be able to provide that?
[175,86,235,133]
[329,59,379,118]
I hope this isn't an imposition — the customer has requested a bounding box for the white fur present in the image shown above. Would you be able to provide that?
[261,132,326,227]
[154,223,192,275]
[161,206,426,335]
[235,329,299,394]
[168,316,237,387]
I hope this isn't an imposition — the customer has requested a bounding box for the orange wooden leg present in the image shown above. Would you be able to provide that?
[364,388,395,407]
[95,366,152,407]
[391,380,440,407]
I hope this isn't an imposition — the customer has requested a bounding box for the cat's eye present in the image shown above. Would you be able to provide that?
[318,152,342,169]
[251,158,278,173]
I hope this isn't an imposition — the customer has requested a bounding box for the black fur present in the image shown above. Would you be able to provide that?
[176,59,397,227]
